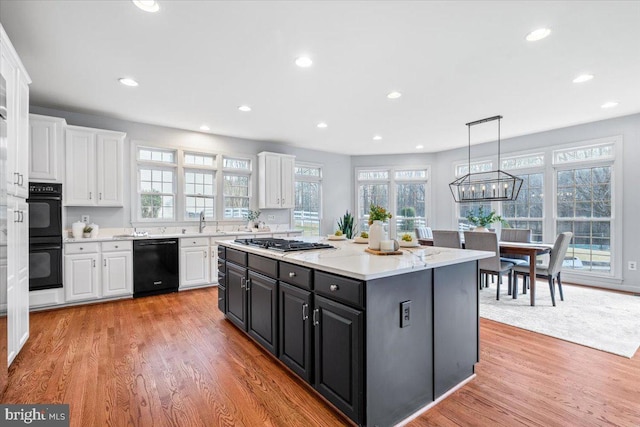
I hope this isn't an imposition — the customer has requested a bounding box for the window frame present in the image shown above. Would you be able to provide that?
[135,146,178,222]
[294,162,323,236]
[221,155,253,220]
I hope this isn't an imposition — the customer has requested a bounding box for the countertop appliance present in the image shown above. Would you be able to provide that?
[234,238,334,252]
[133,238,179,298]
[27,182,63,291]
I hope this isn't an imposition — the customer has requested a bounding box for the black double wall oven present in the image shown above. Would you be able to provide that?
[28,183,63,291]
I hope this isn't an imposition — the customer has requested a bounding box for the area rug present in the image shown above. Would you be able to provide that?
[479,283,640,358]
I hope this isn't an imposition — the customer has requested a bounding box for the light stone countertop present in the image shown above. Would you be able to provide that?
[219,239,493,281]
[63,229,302,243]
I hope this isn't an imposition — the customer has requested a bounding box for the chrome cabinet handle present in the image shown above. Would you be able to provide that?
[89,192,92,200]
[312,309,319,326]
[289,272,296,278]
[14,211,19,223]
[104,259,107,267]
[302,303,309,320]
[204,251,207,259]
[329,284,339,292]
[246,278,251,291]
[240,277,245,289]
[92,259,96,267]
[13,172,19,185]
[99,192,102,200]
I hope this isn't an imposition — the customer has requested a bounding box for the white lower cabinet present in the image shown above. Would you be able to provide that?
[180,237,210,289]
[7,197,29,364]
[64,241,132,302]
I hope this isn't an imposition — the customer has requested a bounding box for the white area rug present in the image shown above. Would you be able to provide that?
[479,283,640,358]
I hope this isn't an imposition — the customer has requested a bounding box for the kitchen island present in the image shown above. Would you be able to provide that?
[216,238,492,427]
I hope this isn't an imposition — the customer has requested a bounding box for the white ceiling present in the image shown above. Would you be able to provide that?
[1,1,639,155]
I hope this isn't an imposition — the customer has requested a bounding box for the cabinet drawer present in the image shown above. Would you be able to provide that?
[218,245,226,259]
[279,262,312,290]
[315,271,364,308]
[226,248,247,266]
[248,254,278,278]
[218,259,226,274]
[218,272,226,286]
[101,240,132,252]
[180,237,209,248]
[218,285,226,313]
[65,242,100,254]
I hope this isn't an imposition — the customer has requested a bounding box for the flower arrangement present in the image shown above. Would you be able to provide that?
[368,204,392,225]
[465,206,508,228]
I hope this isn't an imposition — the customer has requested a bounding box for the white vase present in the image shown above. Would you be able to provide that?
[72,221,85,239]
[474,226,488,232]
[368,220,387,250]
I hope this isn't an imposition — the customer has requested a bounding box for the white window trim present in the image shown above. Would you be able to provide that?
[135,144,178,223]
[294,161,323,236]
[221,155,253,220]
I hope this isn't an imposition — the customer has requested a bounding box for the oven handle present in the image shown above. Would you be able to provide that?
[29,244,63,251]
[136,241,177,246]
[27,196,63,202]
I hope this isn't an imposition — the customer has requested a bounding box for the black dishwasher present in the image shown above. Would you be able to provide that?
[133,238,179,298]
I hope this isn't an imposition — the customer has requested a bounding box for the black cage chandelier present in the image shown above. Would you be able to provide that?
[449,115,523,203]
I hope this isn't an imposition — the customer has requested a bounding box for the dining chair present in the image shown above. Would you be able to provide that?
[414,226,433,239]
[513,232,573,306]
[432,230,462,248]
[464,231,515,299]
[500,228,532,266]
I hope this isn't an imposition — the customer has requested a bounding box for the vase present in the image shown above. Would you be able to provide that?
[473,226,488,232]
[368,220,387,250]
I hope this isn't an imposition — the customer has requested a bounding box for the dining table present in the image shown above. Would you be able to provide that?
[418,238,552,306]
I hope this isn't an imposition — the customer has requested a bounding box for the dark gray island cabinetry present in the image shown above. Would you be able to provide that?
[216,240,490,426]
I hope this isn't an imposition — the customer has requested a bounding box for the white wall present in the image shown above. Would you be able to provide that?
[31,106,352,236]
[353,113,640,291]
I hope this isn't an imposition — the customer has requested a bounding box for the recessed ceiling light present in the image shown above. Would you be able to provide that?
[317,122,328,129]
[525,28,551,42]
[573,74,594,83]
[387,91,402,99]
[373,135,382,141]
[132,0,160,13]
[238,105,252,112]
[295,56,313,68]
[601,101,619,109]
[118,77,139,87]
[416,145,424,149]
[200,125,210,131]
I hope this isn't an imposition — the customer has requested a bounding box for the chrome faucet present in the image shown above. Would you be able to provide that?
[199,210,206,233]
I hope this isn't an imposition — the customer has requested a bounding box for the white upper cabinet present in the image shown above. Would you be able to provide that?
[1,25,31,199]
[65,125,125,206]
[258,152,295,209]
[29,114,66,182]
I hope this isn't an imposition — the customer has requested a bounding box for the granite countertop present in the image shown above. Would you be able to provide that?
[64,229,302,243]
[219,239,493,281]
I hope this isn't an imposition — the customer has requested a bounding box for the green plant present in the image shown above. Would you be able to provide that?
[369,204,392,225]
[399,206,416,231]
[465,206,508,228]
[337,210,357,239]
[245,209,261,222]
[83,225,93,233]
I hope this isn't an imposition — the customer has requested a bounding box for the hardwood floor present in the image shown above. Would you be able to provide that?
[2,287,639,427]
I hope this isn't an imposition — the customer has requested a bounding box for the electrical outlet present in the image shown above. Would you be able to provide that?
[267,215,275,221]
[81,215,90,223]
[400,300,411,328]
[629,261,637,271]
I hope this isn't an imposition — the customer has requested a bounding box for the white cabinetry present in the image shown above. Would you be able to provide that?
[64,241,133,303]
[2,24,31,365]
[29,114,66,181]
[65,125,125,206]
[180,237,210,289]
[258,152,295,209]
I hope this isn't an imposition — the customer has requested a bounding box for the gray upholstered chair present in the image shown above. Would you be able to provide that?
[432,230,462,249]
[464,231,515,300]
[414,226,433,239]
[513,232,573,306]
[500,228,532,266]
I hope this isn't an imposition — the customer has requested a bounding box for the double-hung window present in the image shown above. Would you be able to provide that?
[222,156,252,219]
[294,164,322,236]
[184,152,216,219]
[137,147,177,220]
[455,160,493,230]
[554,143,615,273]
[357,169,390,232]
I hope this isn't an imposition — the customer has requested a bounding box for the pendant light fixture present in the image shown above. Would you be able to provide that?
[449,115,523,203]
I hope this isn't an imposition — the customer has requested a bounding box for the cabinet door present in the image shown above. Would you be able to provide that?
[225,262,247,330]
[65,128,96,205]
[314,295,364,425]
[263,154,281,208]
[180,247,210,288]
[1,45,18,195]
[64,253,100,302]
[6,200,18,364]
[96,133,124,206]
[15,74,29,198]
[16,201,29,348]
[279,282,312,382]
[280,155,295,208]
[247,271,278,355]
[102,251,133,298]
[210,244,218,284]
[29,116,62,181]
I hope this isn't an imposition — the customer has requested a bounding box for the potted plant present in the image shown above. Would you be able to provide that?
[465,206,508,231]
[245,209,261,229]
[368,204,392,225]
[83,225,93,238]
[337,210,357,239]
[368,204,392,250]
